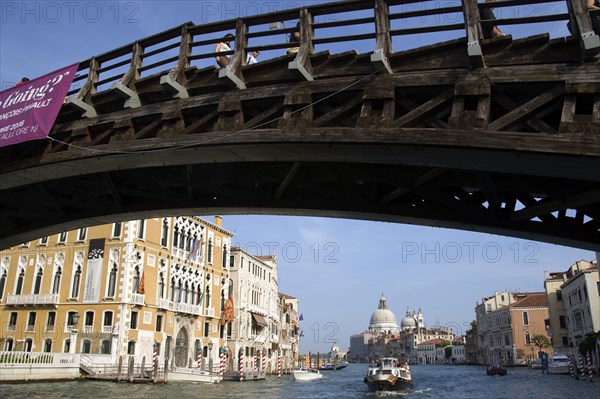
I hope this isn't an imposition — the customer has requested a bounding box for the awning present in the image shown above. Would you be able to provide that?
[251,313,268,327]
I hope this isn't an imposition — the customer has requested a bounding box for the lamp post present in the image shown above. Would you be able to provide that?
[70,312,80,354]
[208,341,214,373]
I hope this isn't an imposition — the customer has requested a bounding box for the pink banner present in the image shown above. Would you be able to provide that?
[0,63,79,148]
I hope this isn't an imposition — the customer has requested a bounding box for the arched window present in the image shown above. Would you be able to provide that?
[182,282,188,304]
[101,340,112,354]
[52,267,62,295]
[205,285,211,308]
[33,268,43,295]
[191,284,197,305]
[523,311,529,326]
[207,239,213,263]
[64,339,71,353]
[132,266,140,293]
[15,269,24,295]
[82,339,91,354]
[525,332,531,345]
[222,245,228,267]
[221,290,225,311]
[71,266,81,298]
[24,338,33,352]
[173,227,179,248]
[0,269,6,300]
[158,273,164,299]
[4,338,14,351]
[177,280,183,303]
[107,263,117,297]
[44,339,52,353]
[196,286,202,305]
[170,278,176,302]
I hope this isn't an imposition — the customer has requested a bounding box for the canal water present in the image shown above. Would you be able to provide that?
[1,364,598,399]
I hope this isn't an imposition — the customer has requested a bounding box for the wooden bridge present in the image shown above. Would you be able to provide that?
[1,0,599,250]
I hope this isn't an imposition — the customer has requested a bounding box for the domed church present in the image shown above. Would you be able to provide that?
[368,294,399,334]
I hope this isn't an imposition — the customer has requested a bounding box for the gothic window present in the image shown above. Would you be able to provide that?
[71,266,82,298]
[0,269,6,300]
[107,263,117,297]
[173,227,179,248]
[15,269,24,295]
[170,278,176,302]
[158,273,164,299]
[52,267,62,295]
[33,268,43,295]
[207,239,213,263]
[177,280,182,303]
[222,245,228,268]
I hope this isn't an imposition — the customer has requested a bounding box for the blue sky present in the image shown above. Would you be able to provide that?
[1,0,592,353]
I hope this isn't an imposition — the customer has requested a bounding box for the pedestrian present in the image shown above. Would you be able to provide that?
[479,0,504,39]
[215,33,234,68]
[589,0,600,35]
[246,50,260,65]
[287,22,301,55]
[16,77,29,86]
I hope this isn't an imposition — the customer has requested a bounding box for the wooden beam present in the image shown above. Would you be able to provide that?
[219,18,247,89]
[380,168,445,204]
[492,94,556,134]
[566,0,600,60]
[243,104,284,129]
[391,89,454,127]
[181,110,219,135]
[462,0,485,68]
[372,0,393,73]
[312,96,363,127]
[275,162,302,201]
[289,8,314,81]
[510,188,600,223]
[488,86,564,131]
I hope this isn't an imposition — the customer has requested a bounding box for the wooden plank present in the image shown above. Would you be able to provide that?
[391,89,454,127]
[492,94,556,134]
[243,104,284,129]
[181,111,219,135]
[488,86,564,131]
[313,17,375,30]
[312,96,363,127]
[132,119,162,141]
[462,0,485,68]
[566,0,600,59]
[390,23,464,36]
[389,5,464,21]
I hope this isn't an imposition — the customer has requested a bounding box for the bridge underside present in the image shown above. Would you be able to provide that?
[1,141,599,251]
[1,30,600,250]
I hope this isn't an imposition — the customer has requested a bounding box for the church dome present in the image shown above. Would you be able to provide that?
[368,294,399,333]
[400,309,417,329]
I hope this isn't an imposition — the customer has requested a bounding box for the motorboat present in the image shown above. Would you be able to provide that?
[319,361,348,371]
[547,354,570,374]
[486,364,507,376]
[292,367,323,381]
[166,367,220,383]
[364,357,412,391]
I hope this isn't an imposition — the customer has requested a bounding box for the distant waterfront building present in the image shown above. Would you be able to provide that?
[475,292,550,366]
[544,260,597,353]
[278,292,299,372]
[227,248,280,373]
[560,261,599,366]
[349,331,377,362]
[0,216,233,370]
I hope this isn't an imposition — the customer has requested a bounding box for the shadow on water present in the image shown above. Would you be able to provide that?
[1,364,598,399]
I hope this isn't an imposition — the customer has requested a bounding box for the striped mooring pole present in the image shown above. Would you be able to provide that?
[239,350,244,382]
[568,356,574,378]
[262,351,266,373]
[277,352,282,381]
[197,350,202,369]
[586,352,593,383]
[219,349,225,383]
[153,342,158,372]
[579,352,586,381]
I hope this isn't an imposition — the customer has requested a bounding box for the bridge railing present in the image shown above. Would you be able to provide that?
[62,0,598,107]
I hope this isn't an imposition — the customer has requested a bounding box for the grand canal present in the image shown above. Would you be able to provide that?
[1,364,598,399]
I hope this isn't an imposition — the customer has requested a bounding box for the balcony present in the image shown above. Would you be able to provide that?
[101,326,113,334]
[7,325,16,332]
[130,293,145,306]
[64,324,75,333]
[26,324,35,332]
[204,308,215,318]
[82,325,94,334]
[45,325,55,332]
[6,294,59,306]
[158,298,201,316]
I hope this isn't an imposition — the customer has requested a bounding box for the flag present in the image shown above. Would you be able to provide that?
[299,314,303,322]
[138,269,145,294]
[221,297,234,325]
[187,237,200,261]
[300,330,305,338]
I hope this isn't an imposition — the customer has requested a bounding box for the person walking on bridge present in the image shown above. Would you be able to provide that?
[215,33,234,68]
[479,0,504,39]
[588,0,600,34]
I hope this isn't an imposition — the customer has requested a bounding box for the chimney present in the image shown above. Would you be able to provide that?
[214,215,222,227]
